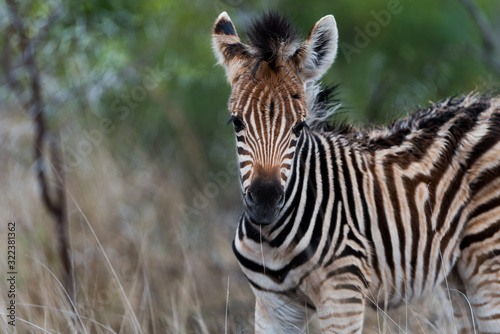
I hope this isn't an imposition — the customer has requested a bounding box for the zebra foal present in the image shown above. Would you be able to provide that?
[212,11,500,333]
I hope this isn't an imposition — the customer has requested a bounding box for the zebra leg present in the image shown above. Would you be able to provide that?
[253,291,310,333]
[315,277,366,334]
[457,242,500,334]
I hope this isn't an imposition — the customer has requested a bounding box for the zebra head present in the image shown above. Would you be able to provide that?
[213,12,338,224]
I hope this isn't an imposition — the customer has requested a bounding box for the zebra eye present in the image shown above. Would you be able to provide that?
[293,121,306,135]
[227,115,245,132]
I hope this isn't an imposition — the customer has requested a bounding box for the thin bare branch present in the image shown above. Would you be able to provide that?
[459,0,500,76]
[459,0,497,51]
[5,0,75,302]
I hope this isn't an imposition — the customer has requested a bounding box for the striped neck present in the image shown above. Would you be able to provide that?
[237,129,368,251]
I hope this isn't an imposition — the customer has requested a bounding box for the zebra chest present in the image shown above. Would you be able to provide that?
[234,237,304,288]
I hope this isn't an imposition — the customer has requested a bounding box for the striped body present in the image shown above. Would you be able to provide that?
[234,95,500,332]
[213,12,500,333]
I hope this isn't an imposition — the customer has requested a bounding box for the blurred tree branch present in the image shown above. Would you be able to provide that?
[459,0,500,76]
[3,0,74,302]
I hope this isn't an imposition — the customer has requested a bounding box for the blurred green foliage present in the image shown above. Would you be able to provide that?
[2,0,499,193]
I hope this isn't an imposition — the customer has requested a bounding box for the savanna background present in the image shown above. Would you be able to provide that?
[0,0,499,333]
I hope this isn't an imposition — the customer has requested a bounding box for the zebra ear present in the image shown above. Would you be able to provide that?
[212,12,250,84]
[293,15,338,82]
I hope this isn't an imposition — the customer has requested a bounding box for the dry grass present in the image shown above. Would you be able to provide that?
[0,109,471,333]
[0,109,253,333]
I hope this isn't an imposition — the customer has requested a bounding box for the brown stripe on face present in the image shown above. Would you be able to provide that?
[240,160,252,169]
[237,146,250,155]
[280,170,290,184]
[227,56,307,191]
[240,169,252,182]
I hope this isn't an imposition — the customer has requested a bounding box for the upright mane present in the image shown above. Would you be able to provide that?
[304,82,345,133]
[246,12,343,132]
[246,12,300,70]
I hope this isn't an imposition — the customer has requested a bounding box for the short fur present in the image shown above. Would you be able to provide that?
[213,11,500,334]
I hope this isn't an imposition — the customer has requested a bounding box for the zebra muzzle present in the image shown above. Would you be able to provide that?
[245,178,285,225]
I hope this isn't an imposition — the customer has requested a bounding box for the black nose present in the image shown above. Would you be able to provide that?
[245,178,284,225]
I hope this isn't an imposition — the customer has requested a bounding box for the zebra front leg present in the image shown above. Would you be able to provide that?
[315,276,367,334]
[253,290,311,333]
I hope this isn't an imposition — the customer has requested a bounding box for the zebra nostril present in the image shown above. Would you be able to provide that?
[246,191,255,207]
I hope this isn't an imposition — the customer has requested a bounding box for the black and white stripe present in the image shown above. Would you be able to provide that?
[234,94,500,333]
[213,11,500,334]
